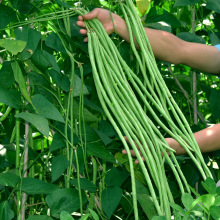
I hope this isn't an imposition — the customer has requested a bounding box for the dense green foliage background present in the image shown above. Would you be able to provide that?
[0,0,220,219]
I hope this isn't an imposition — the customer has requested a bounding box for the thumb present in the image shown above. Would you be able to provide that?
[82,8,99,20]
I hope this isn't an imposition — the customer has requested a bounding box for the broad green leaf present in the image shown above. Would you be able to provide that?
[74,74,89,97]
[0,61,15,88]
[49,132,66,152]
[214,196,220,206]
[93,128,112,146]
[182,193,194,210]
[87,142,116,163]
[32,94,64,123]
[210,205,220,219]
[48,69,70,92]
[11,61,33,105]
[174,0,200,7]
[31,50,59,72]
[202,194,215,209]
[101,187,122,218]
[54,0,72,8]
[70,178,96,193]
[46,188,87,218]
[206,0,220,14]
[136,0,151,15]
[11,0,35,15]
[73,100,99,122]
[136,179,157,219]
[82,0,100,6]
[0,39,26,55]
[176,32,206,44]
[45,33,66,53]
[210,88,220,120]
[21,28,41,60]
[0,201,14,220]
[201,177,216,194]
[0,5,16,29]
[28,215,53,220]
[15,112,49,137]
[105,167,129,187]
[21,178,58,194]
[89,209,99,220]
[0,172,20,187]
[170,202,186,215]
[52,155,69,182]
[70,17,82,37]
[0,88,22,109]
[60,211,74,220]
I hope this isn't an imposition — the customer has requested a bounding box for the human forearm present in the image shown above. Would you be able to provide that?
[167,124,220,155]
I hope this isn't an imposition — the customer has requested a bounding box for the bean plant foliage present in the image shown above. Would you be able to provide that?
[0,0,219,219]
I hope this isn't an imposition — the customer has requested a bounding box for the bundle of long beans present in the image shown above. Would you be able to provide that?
[82,0,213,218]
[7,1,212,217]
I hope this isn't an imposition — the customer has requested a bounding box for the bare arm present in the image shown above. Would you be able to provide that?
[77,8,220,74]
[167,124,220,155]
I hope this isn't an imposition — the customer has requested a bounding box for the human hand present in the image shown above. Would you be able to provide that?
[122,137,186,164]
[77,8,123,42]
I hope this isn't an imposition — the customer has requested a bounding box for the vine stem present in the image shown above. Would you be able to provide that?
[191,5,198,125]
[167,66,207,127]
[21,77,31,220]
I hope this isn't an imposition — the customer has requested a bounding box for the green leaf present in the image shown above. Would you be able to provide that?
[11,61,33,105]
[49,132,66,152]
[206,0,220,14]
[176,32,206,44]
[0,5,16,29]
[52,155,69,182]
[28,215,53,220]
[0,172,20,187]
[45,188,87,218]
[32,94,64,123]
[101,187,122,218]
[0,88,22,109]
[93,128,112,146]
[202,194,215,209]
[22,178,58,194]
[48,69,70,92]
[214,196,220,206]
[15,112,49,137]
[89,209,99,220]
[73,100,99,122]
[210,88,220,120]
[136,179,157,219]
[182,193,194,210]
[0,61,15,88]
[60,211,74,220]
[174,0,200,7]
[11,0,35,15]
[70,17,82,37]
[70,178,96,193]
[87,142,116,163]
[170,202,186,215]
[105,167,129,187]
[82,0,100,6]
[0,201,14,220]
[201,177,216,194]
[21,28,41,60]
[210,205,220,219]
[45,32,66,54]
[0,39,27,55]
[74,74,89,97]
